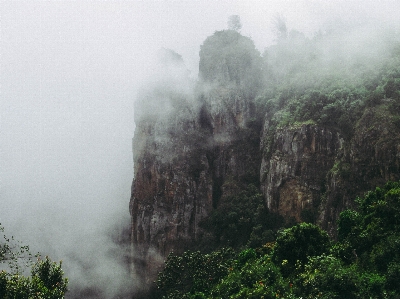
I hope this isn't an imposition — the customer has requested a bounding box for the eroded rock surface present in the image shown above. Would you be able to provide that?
[260,124,342,223]
[130,35,263,283]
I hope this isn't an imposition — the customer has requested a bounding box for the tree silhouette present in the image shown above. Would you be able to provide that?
[228,15,242,31]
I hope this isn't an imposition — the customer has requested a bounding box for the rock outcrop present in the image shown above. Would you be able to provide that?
[129,32,400,285]
[260,124,342,223]
[260,101,400,235]
[130,34,263,283]
[129,49,210,282]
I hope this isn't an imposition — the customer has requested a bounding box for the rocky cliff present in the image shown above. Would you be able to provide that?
[259,101,400,236]
[320,101,400,235]
[129,31,400,285]
[260,124,342,224]
[130,38,263,283]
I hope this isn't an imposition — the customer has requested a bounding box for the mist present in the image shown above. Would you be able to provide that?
[1,1,399,298]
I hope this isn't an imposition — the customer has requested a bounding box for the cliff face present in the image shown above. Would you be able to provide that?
[259,101,400,235]
[260,124,342,223]
[320,102,400,234]
[129,32,400,284]
[130,50,210,281]
[130,88,260,282]
[130,39,263,282]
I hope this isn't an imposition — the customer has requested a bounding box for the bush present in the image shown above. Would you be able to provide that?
[295,254,385,299]
[156,248,235,298]
[211,254,286,299]
[273,223,330,276]
[338,182,400,273]
[337,209,361,241]
[155,183,400,299]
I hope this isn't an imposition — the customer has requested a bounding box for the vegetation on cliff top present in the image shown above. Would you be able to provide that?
[155,181,400,299]
[257,25,400,139]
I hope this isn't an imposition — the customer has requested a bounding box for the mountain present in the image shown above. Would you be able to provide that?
[129,28,400,287]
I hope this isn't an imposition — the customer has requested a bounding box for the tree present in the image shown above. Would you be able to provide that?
[228,15,242,31]
[199,184,280,249]
[272,223,330,276]
[210,252,286,299]
[337,209,361,241]
[272,14,287,40]
[338,182,400,280]
[295,254,385,299]
[0,224,68,298]
[0,224,36,276]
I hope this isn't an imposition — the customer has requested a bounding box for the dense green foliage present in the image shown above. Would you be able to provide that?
[337,181,400,294]
[156,248,235,298]
[156,182,400,298]
[272,223,330,276]
[199,183,283,250]
[0,225,68,298]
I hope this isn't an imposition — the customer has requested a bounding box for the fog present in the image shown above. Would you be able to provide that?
[1,1,399,298]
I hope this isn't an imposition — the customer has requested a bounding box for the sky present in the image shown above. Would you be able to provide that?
[1,0,399,297]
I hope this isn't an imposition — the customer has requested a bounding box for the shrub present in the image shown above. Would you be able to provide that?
[156,248,235,298]
[273,223,330,276]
